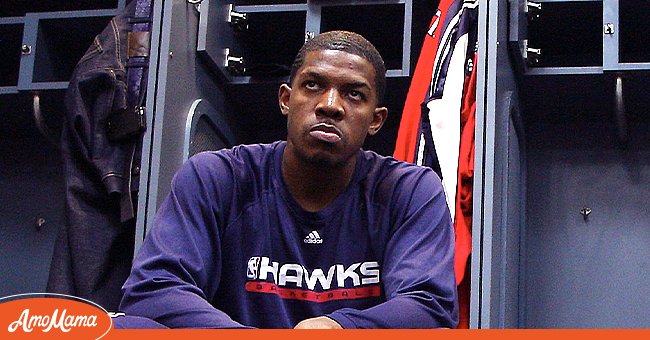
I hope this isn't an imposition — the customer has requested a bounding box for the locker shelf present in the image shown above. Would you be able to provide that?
[198,1,412,83]
[526,1,602,68]
[320,4,406,72]
[234,10,307,79]
[619,1,650,63]
[31,15,114,84]
[0,0,121,17]
[0,22,23,90]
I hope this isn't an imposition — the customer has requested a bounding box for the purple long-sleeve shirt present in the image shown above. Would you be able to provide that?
[119,141,458,328]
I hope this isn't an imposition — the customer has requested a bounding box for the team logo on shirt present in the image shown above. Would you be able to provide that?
[246,257,261,279]
[244,256,381,302]
[303,230,323,244]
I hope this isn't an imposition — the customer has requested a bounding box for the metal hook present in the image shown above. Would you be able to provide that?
[187,0,202,12]
[33,92,62,151]
[615,76,628,143]
[227,4,249,32]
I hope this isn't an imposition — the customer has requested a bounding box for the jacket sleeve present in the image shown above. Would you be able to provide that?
[119,154,251,328]
[327,169,459,328]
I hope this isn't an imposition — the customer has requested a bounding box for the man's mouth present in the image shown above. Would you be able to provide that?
[309,123,342,143]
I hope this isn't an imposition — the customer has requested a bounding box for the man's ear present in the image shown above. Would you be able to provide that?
[278,83,292,116]
[368,107,388,136]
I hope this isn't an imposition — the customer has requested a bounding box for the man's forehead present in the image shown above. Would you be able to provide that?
[297,49,376,80]
[303,49,370,64]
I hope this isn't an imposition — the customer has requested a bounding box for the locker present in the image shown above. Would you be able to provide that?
[0,0,129,298]
[474,0,650,328]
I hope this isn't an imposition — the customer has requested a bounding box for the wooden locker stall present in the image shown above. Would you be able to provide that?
[474,0,650,328]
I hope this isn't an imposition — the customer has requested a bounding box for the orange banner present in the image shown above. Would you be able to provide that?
[0,294,112,339]
[102,329,650,340]
[2,295,649,340]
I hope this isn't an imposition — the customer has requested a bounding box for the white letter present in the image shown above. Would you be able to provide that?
[41,309,56,332]
[336,263,360,287]
[64,314,76,329]
[74,315,89,327]
[360,261,380,284]
[279,264,303,287]
[8,309,29,332]
[303,265,336,290]
[53,309,70,332]
[86,315,97,327]
[258,257,279,283]
[30,315,43,330]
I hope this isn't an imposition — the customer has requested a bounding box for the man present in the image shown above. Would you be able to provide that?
[118,31,458,328]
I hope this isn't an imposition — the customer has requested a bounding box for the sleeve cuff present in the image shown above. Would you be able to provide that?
[326,312,357,329]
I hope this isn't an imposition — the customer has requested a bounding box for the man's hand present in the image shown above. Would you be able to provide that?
[293,316,342,329]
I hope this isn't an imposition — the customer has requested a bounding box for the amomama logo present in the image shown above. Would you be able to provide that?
[0,293,112,339]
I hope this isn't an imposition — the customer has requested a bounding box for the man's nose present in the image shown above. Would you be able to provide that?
[315,88,344,119]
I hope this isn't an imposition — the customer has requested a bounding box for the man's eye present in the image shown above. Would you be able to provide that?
[304,81,319,90]
[348,90,364,100]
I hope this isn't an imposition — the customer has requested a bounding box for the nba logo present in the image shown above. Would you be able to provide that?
[247,257,260,279]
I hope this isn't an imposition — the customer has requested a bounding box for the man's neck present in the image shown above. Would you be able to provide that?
[281,147,357,213]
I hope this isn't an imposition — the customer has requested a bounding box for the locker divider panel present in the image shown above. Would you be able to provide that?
[473,0,524,328]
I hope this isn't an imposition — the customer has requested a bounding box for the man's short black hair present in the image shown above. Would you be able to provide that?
[289,30,386,104]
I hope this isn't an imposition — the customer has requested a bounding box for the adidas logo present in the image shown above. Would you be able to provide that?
[303,230,323,244]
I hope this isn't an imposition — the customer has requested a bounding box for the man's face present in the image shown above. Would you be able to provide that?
[279,49,387,167]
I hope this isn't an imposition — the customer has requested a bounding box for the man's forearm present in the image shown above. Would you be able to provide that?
[327,294,457,329]
[120,287,251,329]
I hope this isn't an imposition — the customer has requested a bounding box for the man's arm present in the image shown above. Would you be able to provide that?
[326,169,459,328]
[119,153,250,328]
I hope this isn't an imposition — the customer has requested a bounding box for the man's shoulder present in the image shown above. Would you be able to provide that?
[176,142,282,206]
[360,150,444,206]
[189,142,282,169]
[192,141,281,161]
[361,149,439,182]
[180,142,283,186]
